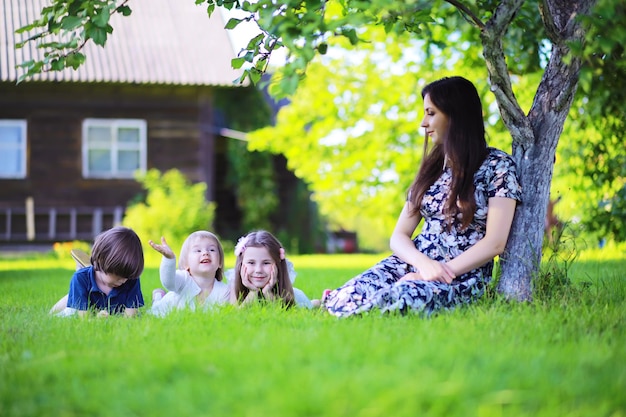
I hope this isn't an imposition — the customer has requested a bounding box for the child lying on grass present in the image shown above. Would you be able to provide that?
[149,231,230,317]
[49,226,144,317]
[229,230,312,308]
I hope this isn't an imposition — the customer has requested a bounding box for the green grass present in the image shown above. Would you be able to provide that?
[1,249,625,417]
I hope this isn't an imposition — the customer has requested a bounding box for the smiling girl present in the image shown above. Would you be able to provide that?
[230,230,311,308]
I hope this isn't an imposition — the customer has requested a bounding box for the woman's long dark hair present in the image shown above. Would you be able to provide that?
[408,76,488,229]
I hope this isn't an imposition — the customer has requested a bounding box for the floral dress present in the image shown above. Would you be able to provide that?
[324,148,522,317]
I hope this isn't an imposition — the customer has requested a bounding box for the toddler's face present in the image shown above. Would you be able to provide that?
[186,237,221,278]
[241,246,275,289]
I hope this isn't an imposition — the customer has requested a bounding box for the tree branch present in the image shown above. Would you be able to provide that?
[538,0,562,45]
[479,0,534,145]
[444,0,484,28]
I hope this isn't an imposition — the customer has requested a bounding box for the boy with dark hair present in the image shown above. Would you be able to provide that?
[50,226,145,317]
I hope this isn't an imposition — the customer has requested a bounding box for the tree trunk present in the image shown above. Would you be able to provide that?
[479,0,596,300]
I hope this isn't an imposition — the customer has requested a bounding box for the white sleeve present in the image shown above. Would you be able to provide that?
[159,256,186,292]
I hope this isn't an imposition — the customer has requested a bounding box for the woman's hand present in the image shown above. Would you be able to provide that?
[398,272,422,282]
[421,259,456,283]
[399,260,456,284]
[148,236,175,259]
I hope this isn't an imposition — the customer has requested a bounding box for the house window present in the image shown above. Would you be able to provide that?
[82,119,147,179]
[0,120,27,179]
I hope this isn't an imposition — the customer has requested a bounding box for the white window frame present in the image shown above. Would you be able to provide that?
[82,119,147,179]
[0,120,27,179]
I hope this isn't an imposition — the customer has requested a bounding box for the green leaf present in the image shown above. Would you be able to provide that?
[246,33,265,50]
[116,5,132,16]
[15,32,45,48]
[248,68,262,84]
[47,20,61,34]
[66,52,86,69]
[15,22,40,34]
[87,26,108,46]
[231,57,246,69]
[16,59,35,69]
[342,27,359,45]
[301,45,315,61]
[50,56,65,71]
[61,16,83,31]
[92,8,111,28]
[225,18,242,29]
[255,55,268,71]
[233,73,246,85]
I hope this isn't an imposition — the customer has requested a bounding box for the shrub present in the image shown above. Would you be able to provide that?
[123,169,216,254]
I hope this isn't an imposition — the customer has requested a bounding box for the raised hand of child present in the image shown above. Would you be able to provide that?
[148,236,175,259]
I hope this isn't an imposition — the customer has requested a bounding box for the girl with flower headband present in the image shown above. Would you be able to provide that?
[229,230,312,308]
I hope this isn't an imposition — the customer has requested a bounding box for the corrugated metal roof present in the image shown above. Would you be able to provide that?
[0,0,245,86]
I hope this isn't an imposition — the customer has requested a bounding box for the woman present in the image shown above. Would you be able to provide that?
[323,76,522,317]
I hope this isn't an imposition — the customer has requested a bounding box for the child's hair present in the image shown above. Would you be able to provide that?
[178,230,225,281]
[233,230,295,307]
[90,226,144,279]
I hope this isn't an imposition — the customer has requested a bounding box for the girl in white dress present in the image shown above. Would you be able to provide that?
[149,230,230,317]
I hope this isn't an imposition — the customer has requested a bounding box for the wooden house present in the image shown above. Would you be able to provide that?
[0,0,318,248]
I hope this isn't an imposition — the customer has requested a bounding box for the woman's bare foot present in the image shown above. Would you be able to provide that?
[311,289,331,309]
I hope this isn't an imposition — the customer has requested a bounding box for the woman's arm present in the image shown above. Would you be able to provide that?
[445,196,517,277]
[390,202,456,281]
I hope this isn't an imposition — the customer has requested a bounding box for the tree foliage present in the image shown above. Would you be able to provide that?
[248,29,502,249]
[560,0,626,243]
[15,0,131,82]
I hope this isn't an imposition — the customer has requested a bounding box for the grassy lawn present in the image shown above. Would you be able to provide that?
[0,248,624,417]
